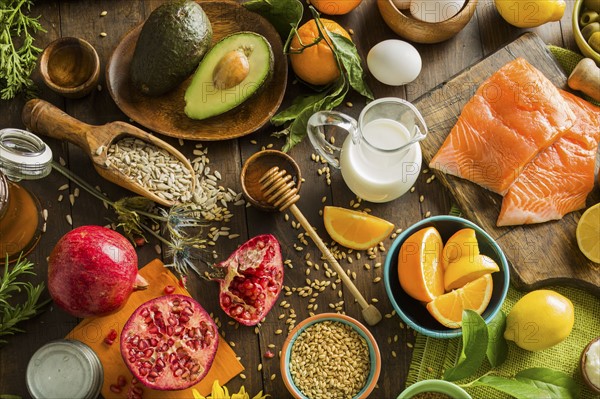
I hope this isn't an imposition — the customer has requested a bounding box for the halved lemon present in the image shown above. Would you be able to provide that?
[443,254,499,291]
[426,274,494,329]
[576,203,600,263]
[441,228,480,270]
[323,206,394,250]
[397,227,445,303]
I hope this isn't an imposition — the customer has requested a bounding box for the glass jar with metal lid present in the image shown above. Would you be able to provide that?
[26,339,104,399]
[0,128,53,261]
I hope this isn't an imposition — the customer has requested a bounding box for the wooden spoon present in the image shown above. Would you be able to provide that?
[22,99,195,207]
[258,166,382,326]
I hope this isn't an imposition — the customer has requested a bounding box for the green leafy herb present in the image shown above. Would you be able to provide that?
[0,0,46,100]
[266,5,373,152]
[0,255,50,345]
[0,394,22,399]
[472,375,553,399]
[51,162,212,278]
[443,311,580,398]
[486,310,508,368]
[443,309,488,381]
[242,0,303,39]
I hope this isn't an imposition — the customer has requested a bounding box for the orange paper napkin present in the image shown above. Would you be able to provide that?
[66,259,244,398]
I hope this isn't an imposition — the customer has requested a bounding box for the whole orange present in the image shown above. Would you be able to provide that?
[310,0,362,15]
[289,18,351,86]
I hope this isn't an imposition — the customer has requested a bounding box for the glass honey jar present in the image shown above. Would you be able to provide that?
[0,128,52,262]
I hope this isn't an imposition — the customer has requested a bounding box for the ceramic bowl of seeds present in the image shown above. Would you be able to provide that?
[396,379,472,399]
[280,313,381,399]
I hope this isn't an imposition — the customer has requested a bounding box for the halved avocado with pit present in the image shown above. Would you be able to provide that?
[184,32,273,121]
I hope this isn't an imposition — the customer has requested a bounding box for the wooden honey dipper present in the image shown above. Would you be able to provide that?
[259,166,382,326]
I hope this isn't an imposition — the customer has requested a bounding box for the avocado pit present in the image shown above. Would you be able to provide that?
[212,47,252,90]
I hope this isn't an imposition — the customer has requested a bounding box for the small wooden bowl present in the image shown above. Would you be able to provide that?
[377,0,478,44]
[581,337,600,394]
[240,150,301,212]
[39,37,100,99]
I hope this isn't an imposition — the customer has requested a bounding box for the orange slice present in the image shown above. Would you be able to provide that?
[441,228,480,270]
[426,274,494,329]
[576,203,600,263]
[397,227,444,302]
[323,206,394,250]
[443,254,499,291]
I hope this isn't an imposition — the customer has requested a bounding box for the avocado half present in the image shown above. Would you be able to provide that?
[130,0,212,97]
[184,32,274,121]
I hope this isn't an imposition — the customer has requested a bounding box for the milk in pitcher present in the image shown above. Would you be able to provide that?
[339,118,422,203]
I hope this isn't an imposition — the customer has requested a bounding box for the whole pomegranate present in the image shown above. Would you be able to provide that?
[120,294,218,390]
[214,234,283,326]
[48,225,147,318]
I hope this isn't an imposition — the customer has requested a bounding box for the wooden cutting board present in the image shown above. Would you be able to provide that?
[67,259,244,398]
[415,32,600,295]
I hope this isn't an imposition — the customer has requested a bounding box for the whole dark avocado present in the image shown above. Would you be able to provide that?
[130,0,212,96]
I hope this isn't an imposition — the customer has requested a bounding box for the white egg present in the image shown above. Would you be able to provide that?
[367,40,422,86]
[410,0,466,23]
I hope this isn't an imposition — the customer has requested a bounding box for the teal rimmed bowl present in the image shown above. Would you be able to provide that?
[280,313,381,399]
[397,379,472,399]
[383,215,510,338]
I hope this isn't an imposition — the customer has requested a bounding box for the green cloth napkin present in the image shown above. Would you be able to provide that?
[406,285,600,398]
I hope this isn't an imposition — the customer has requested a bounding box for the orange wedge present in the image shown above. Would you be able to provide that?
[426,274,494,329]
[323,206,394,250]
[441,228,480,270]
[443,254,499,291]
[397,227,444,302]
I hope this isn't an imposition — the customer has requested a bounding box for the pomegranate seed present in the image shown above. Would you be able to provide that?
[133,386,144,395]
[163,285,176,294]
[178,276,187,288]
[264,350,275,359]
[134,237,146,247]
[117,375,127,387]
[110,384,123,393]
[104,329,118,345]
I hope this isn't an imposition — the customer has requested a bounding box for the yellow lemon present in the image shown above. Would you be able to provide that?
[504,290,574,352]
[494,0,566,28]
[323,206,394,250]
[576,203,600,264]
[443,254,500,291]
[441,228,480,270]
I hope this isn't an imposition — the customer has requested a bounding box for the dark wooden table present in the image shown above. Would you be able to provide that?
[0,0,581,397]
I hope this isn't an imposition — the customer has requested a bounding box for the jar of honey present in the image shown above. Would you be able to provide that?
[0,129,52,261]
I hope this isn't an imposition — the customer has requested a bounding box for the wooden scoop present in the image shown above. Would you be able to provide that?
[22,99,195,207]
[259,166,382,326]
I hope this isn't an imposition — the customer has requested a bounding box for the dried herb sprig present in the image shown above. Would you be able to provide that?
[0,0,46,100]
[0,255,50,345]
[51,162,212,278]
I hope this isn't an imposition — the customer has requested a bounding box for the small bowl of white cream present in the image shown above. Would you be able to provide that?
[581,337,600,394]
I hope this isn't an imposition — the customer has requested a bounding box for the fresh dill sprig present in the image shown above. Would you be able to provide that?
[0,0,46,100]
[51,162,212,278]
[0,255,50,345]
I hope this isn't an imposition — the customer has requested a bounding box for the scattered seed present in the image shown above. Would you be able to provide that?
[373,277,381,283]
[419,195,424,203]
[58,184,69,191]
[239,373,246,380]
[100,10,107,16]
[65,214,72,225]
[100,32,107,37]
[270,373,276,381]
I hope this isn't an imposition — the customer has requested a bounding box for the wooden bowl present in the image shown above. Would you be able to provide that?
[106,0,287,141]
[240,150,301,212]
[377,0,478,44]
[581,337,600,394]
[39,37,100,98]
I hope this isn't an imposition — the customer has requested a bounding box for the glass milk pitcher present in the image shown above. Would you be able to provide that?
[307,97,428,203]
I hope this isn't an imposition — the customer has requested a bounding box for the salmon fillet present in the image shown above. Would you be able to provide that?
[497,91,600,226]
[429,58,576,195]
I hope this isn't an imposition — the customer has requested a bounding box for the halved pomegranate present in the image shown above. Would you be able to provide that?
[120,295,218,391]
[213,234,283,326]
